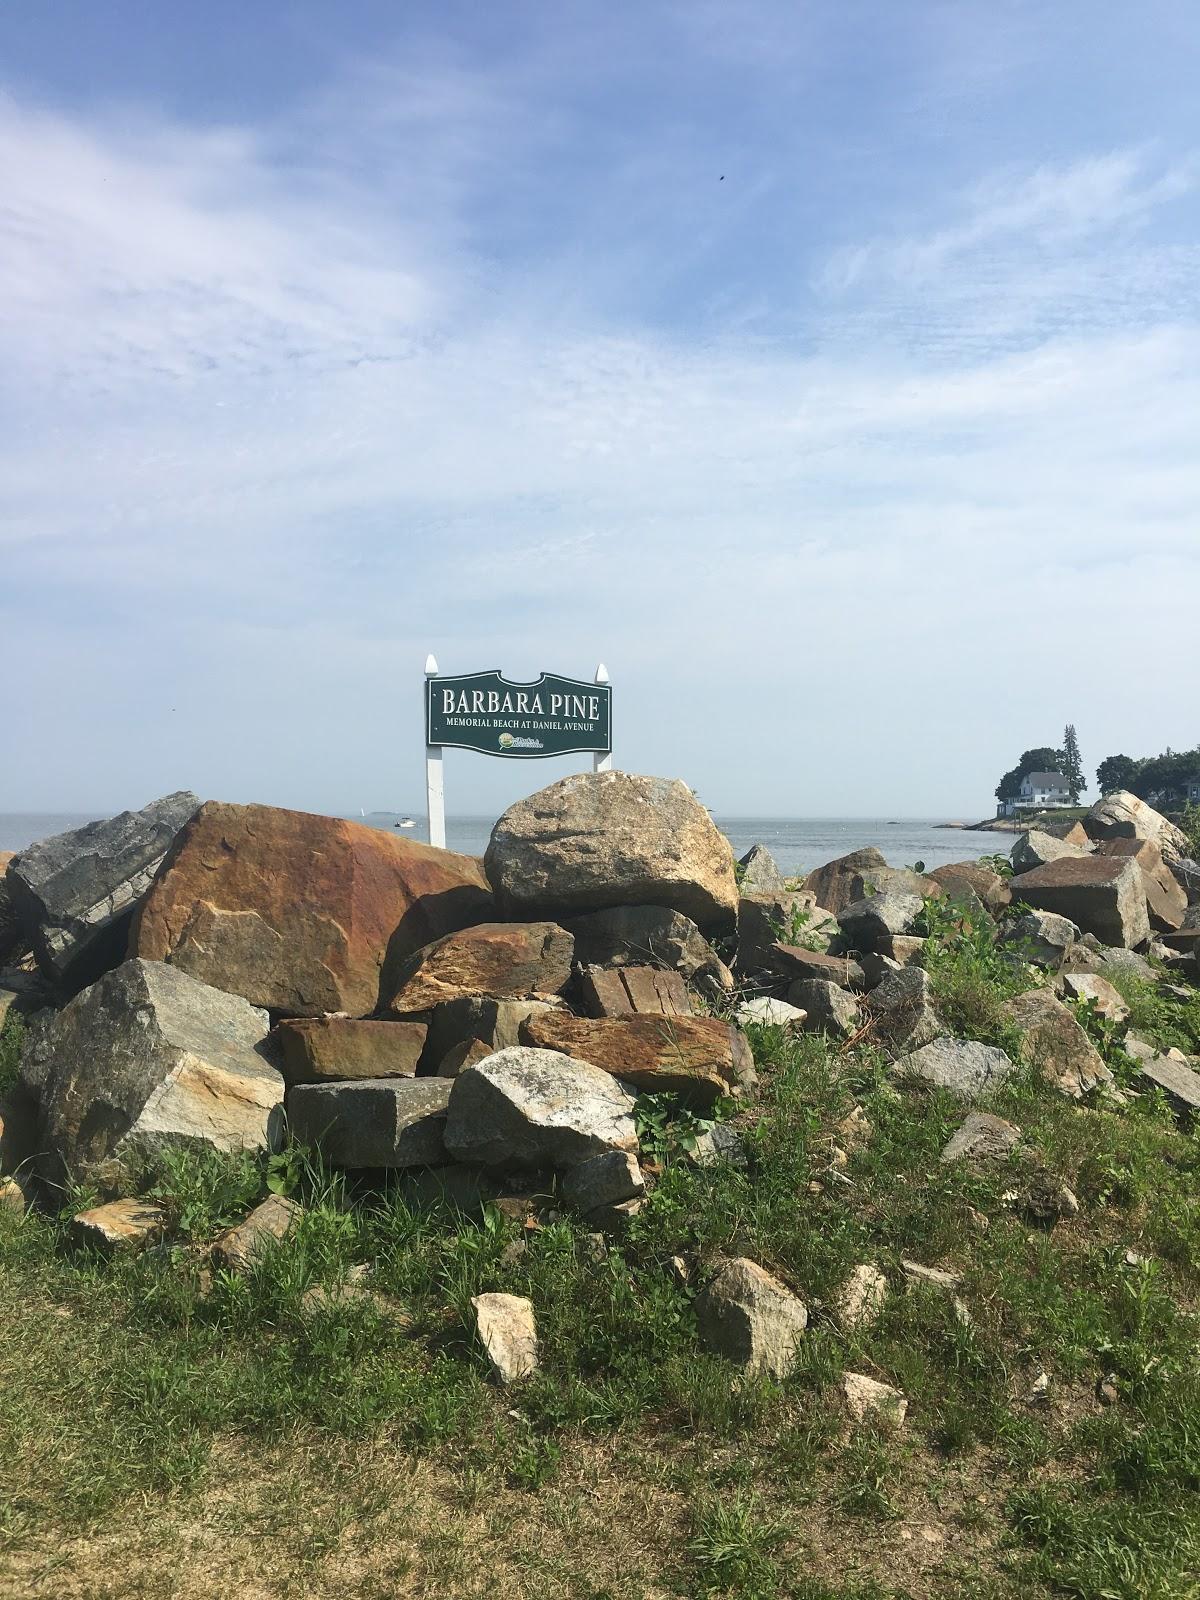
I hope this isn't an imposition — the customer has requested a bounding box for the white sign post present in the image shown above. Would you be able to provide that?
[423,657,612,848]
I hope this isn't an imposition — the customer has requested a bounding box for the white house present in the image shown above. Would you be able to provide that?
[998,770,1074,817]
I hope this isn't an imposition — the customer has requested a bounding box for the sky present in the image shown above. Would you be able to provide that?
[2,0,1198,820]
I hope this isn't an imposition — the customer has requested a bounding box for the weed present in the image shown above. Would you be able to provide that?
[687,1489,788,1596]
[0,1009,24,1096]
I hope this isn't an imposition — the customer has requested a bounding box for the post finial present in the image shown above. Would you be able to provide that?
[425,654,439,676]
[594,661,609,684]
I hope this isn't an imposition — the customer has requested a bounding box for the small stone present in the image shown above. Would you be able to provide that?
[695,1257,808,1379]
[215,1194,302,1272]
[560,1150,644,1215]
[668,1254,690,1286]
[471,1291,539,1384]
[841,1372,907,1428]
[966,1206,990,1233]
[735,996,807,1029]
[70,1198,165,1253]
[894,1038,1017,1102]
[1026,1370,1051,1406]
[0,1176,27,1215]
[836,1264,889,1332]
[690,1124,748,1170]
[901,1260,962,1292]
[940,1111,1021,1165]
[836,1105,873,1150]
[1062,972,1131,1023]
[1097,1373,1120,1406]
[789,979,860,1040]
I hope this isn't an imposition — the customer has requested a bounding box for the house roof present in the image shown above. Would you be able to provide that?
[1023,771,1069,787]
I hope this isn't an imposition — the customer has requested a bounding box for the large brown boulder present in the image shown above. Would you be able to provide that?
[484,772,738,930]
[1094,838,1187,932]
[1007,856,1150,949]
[1084,791,1190,866]
[927,861,1011,914]
[132,803,493,1016]
[519,1011,751,1107]
[384,922,573,1015]
[802,851,941,917]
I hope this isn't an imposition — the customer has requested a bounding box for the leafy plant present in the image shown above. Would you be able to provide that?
[145,1145,264,1240]
[633,1092,714,1161]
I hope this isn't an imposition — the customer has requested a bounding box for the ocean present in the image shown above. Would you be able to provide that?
[0,810,1008,875]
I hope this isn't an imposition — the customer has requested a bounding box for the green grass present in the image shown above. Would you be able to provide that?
[3,934,1200,1598]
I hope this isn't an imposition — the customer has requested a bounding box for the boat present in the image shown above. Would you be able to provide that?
[394,816,417,829]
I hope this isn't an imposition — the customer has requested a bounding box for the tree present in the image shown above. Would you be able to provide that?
[995,746,1064,803]
[1096,754,1140,795]
[1061,724,1085,804]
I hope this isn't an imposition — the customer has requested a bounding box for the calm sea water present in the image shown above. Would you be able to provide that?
[0,810,1008,875]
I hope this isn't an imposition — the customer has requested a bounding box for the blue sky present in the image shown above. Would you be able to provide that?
[2,1,1197,817]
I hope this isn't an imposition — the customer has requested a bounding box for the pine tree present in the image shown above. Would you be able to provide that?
[1062,723,1085,804]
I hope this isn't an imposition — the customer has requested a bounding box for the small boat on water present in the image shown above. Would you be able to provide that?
[394,816,417,829]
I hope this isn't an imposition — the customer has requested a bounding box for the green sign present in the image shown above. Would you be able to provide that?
[426,670,612,758]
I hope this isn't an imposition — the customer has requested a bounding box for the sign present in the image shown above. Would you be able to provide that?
[426,669,612,759]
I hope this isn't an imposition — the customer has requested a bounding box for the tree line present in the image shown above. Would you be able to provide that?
[996,727,1200,806]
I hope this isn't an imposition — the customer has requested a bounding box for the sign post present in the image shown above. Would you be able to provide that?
[423,660,613,847]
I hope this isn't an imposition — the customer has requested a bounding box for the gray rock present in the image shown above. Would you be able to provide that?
[940,1111,1021,1164]
[1062,972,1130,1022]
[735,996,806,1029]
[6,792,199,989]
[485,772,738,931]
[998,910,1080,969]
[838,892,925,947]
[286,1078,451,1168]
[22,958,279,1193]
[858,952,903,989]
[788,978,860,1039]
[690,1123,748,1169]
[1084,790,1191,867]
[562,904,734,995]
[695,1257,808,1379]
[471,1292,539,1383]
[1011,830,1091,874]
[737,892,837,972]
[422,995,563,1073]
[801,849,892,916]
[842,1372,907,1428]
[1000,988,1112,1098]
[836,1264,888,1332]
[893,1037,1017,1101]
[444,1046,638,1172]
[560,1149,644,1214]
[1007,857,1150,950]
[1139,1055,1200,1120]
[738,844,785,894]
[865,965,943,1052]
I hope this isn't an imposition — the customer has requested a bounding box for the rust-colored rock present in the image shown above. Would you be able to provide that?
[802,851,942,917]
[274,1017,427,1084]
[384,922,572,1015]
[928,861,1011,914]
[1003,855,1150,949]
[767,943,866,991]
[519,1011,751,1107]
[132,802,493,1016]
[577,965,693,1018]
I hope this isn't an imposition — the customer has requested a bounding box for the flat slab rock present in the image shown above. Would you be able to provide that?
[695,1257,808,1380]
[20,957,280,1193]
[6,791,199,989]
[287,1078,451,1168]
[893,1037,1017,1102]
[133,801,493,1017]
[1139,1055,1200,1119]
[1005,856,1150,950]
[70,1199,166,1252]
[520,1011,751,1107]
[562,904,733,992]
[471,1292,538,1383]
[274,1017,428,1084]
[444,1046,639,1172]
[484,771,738,931]
[383,921,573,1014]
[941,1111,1021,1164]
[768,943,865,990]
[576,964,693,1019]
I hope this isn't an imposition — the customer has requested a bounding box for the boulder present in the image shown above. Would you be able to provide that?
[274,1017,427,1084]
[577,965,693,1019]
[560,1149,644,1214]
[1139,1055,1200,1120]
[787,979,860,1040]
[838,892,924,948]
[214,1195,303,1271]
[873,934,927,965]
[435,1038,495,1078]
[1084,791,1190,866]
[422,995,562,1074]
[940,1111,1021,1164]
[0,852,23,964]
[1011,830,1090,874]
[836,1264,888,1332]
[70,1198,166,1253]
[998,910,1079,969]
[6,792,199,990]
[520,1012,749,1106]
[1002,857,1150,949]
[864,966,943,1052]
[1095,838,1187,932]
[1062,972,1130,1023]
[928,861,1010,914]
[287,1078,451,1168]
[562,904,734,996]
[842,1373,907,1428]
[767,944,866,991]
[484,772,738,930]
[443,1047,638,1172]
[471,1292,538,1384]
[383,921,573,1014]
[858,952,902,989]
[738,844,785,894]
[133,801,493,1017]
[695,1257,808,1379]
[737,892,836,972]
[893,1038,1017,1101]
[21,958,280,1192]
[999,988,1111,1098]
[801,848,887,916]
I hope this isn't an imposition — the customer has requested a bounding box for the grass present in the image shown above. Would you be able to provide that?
[2,938,1200,1598]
